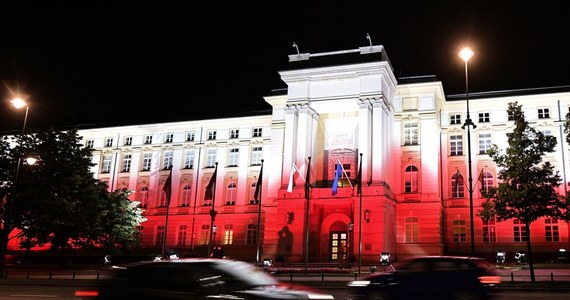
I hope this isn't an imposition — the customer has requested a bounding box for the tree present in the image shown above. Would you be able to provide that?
[0,128,146,272]
[478,101,569,282]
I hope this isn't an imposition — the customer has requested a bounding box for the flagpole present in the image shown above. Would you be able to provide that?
[255,159,264,267]
[358,153,363,274]
[207,163,218,258]
[161,166,173,259]
[304,157,311,272]
[190,127,203,254]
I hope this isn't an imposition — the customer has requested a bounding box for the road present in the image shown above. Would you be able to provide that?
[0,283,569,300]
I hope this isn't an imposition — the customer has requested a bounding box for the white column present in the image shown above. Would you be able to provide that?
[296,104,318,185]
[282,105,299,187]
[371,97,389,182]
[357,99,373,184]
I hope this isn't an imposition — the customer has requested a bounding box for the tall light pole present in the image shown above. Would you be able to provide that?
[212,225,217,251]
[11,98,31,207]
[459,48,476,256]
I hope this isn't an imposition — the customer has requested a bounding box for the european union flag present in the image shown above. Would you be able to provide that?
[332,163,342,196]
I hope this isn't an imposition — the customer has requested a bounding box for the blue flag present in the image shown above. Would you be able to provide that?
[332,163,342,196]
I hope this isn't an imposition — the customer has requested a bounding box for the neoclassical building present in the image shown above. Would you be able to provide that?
[28,45,570,264]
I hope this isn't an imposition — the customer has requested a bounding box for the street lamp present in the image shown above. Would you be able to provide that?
[212,225,217,249]
[459,47,476,256]
[11,98,30,134]
[347,222,354,268]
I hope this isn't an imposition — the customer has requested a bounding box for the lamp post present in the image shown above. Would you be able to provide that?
[459,47,476,256]
[348,222,354,268]
[212,225,217,252]
[11,98,31,214]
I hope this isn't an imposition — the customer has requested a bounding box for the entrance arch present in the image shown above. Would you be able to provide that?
[321,213,352,261]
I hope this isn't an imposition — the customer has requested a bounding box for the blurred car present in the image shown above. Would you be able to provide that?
[346,256,501,300]
[74,258,335,300]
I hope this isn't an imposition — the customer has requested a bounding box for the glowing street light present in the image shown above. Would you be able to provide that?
[11,97,30,134]
[459,47,476,256]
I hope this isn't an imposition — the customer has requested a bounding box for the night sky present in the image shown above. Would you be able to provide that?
[1,2,569,133]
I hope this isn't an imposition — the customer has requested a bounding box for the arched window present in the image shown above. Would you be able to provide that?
[404,165,419,193]
[480,171,494,195]
[452,171,465,198]
[181,184,191,207]
[249,181,258,205]
[159,190,168,207]
[225,182,237,205]
[138,186,149,208]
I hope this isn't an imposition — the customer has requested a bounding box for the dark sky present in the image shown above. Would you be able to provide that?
[1,2,570,133]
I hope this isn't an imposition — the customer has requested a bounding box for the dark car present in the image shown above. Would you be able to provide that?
[346,256,501,300]
[74,258,334,300]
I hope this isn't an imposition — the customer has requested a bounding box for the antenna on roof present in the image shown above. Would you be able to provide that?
[366,33,372,47]
[292,42,300,56]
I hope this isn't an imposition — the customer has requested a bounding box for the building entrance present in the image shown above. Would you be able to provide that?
[329,231,348,261]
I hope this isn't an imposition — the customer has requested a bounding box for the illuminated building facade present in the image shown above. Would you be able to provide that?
[12,45,570,264]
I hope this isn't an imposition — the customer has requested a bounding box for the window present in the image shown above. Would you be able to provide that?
[164,133,174,143]
[246,223,258,245]
[142,152,152,171]
[85,139,94,148]
[204,174,214,206]
[124,136,132,146]
[480,171,493,195]
[403,123,419,145]
[138,186,149,208]
[251,146,263,166]
[404,165,419,193]
[199,224,210,245]
[225,182,237,205]
[122,154,132,172]
[545,218,560,242]
[101,155,112,173]
[186,131,195,142]
[508,111,514,121]
[230,129,239,139]
[452,219,466,242]
[228,148,239,167]
[538,107,550,119]
[478,132,492,155]
[177,225,188,246]
[450,114,461,125]
[207,130,217,140]
[159,189,168,207]
[253,127,262,137]
[249,181,259,204]
[452,171,465,198]
[223,224,233,245]
[513,219,528,242]
[105,137,113,147]
[206,149,217,168]
[156,225,165,246]
[450,135,463,156]
[184,150,195,169]
[405,217,419,243]
[144,135,153,144]
[181,184,191,207]
[478,112,490,123]
[540,129,552,136]
[163,150,173,169]
[483,219,496,242]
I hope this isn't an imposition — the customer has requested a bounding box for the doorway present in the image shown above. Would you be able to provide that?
[329,231,348,261]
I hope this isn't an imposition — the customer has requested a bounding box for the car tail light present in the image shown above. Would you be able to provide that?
[74,289,99,298]
[479,275,502,284]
